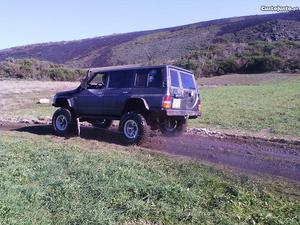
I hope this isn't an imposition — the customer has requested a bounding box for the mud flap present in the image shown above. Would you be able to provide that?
[71,117,80,136]
[76,118,80,136]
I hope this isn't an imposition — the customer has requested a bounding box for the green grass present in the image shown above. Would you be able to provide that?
[14,105,54,121]
[192,77,300,136]
[0,133,299,224]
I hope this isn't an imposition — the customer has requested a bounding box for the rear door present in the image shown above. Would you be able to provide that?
[178,71,198,111]
[169,69,198,111]
[133,68,166,110]
[169,69,183,110]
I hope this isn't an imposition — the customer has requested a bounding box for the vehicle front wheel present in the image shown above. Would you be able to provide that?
[52,108,78,136]
[119,112,148,145]
[159,118,187,136]
[92,119,112,129]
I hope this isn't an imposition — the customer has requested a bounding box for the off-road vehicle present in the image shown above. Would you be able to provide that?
[52,65,201,144]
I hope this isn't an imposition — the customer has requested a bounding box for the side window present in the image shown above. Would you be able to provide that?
[135,70,148,87]
[148,69,162,88]
[170,70,180,87]
[135,69,162,88]
[108,70,134,88]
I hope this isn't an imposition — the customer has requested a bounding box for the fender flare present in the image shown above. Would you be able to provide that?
[139,98,149,110]
[124,97,150,111]
[55,97,74,108]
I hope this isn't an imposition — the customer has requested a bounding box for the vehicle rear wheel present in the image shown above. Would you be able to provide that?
[119,112,148,145]
[52,108,78,136]
[92,119,112,129]
[159,118,187,136]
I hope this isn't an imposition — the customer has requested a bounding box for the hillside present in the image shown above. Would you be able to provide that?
[0,11,299,76]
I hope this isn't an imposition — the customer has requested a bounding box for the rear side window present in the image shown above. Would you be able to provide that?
[135,69,162,88]
[135,71,148,87]
[170,70,180,87]
[108,70,134,88]
[180,72,196,89]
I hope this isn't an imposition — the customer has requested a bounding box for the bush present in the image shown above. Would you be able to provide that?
[177,58,202,78]
[5,57,15,63]
[242,56,284,73]
[284,58,300,73]
[201,61,219,76]
[176,40,299,76]
[216,58,240,75]
[0,58,86,81]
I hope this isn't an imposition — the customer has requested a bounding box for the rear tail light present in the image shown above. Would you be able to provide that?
[163,95,172,109]
[197,98,202,112]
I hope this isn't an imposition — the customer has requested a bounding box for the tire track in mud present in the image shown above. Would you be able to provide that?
[143,134,300,181]
[1,121,299,182]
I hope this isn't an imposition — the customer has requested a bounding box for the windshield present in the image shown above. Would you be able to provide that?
[80,71,91,89]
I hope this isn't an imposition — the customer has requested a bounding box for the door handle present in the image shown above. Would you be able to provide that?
[122,91,129,94]
[173,93,182,98]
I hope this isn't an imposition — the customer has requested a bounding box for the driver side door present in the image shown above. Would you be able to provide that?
[76,73,107,115]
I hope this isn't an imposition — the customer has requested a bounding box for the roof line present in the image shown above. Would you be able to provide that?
[87,64,193,73]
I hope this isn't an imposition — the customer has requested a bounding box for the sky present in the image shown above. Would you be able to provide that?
[0,0,299,50]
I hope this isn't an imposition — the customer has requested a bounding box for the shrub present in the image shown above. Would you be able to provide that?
[0,58,86,81]
[176,40,299,76]
[5,57,15,63]
[242,56,284,73]
[284,58,300,73]
[177,58,202,78]
[216,58,240,75]
[201,61,219,76]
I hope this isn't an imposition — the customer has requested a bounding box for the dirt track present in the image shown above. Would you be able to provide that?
[1,121,299,182]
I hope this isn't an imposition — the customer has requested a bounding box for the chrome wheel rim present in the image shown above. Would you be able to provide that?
[56,115,68,131]
[124,120,139,139]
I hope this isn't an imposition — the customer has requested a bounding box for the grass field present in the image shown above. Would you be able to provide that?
[0,132,299,224]
[192,76,300,137]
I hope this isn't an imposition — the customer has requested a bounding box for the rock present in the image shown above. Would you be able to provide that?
[45,116,51,121]
[37,116,51,121]
[32,119,44,124]
[38,98,50,104]
[20,119,30,124]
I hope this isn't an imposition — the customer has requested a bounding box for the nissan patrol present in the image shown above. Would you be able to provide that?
[52,65,201,144]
